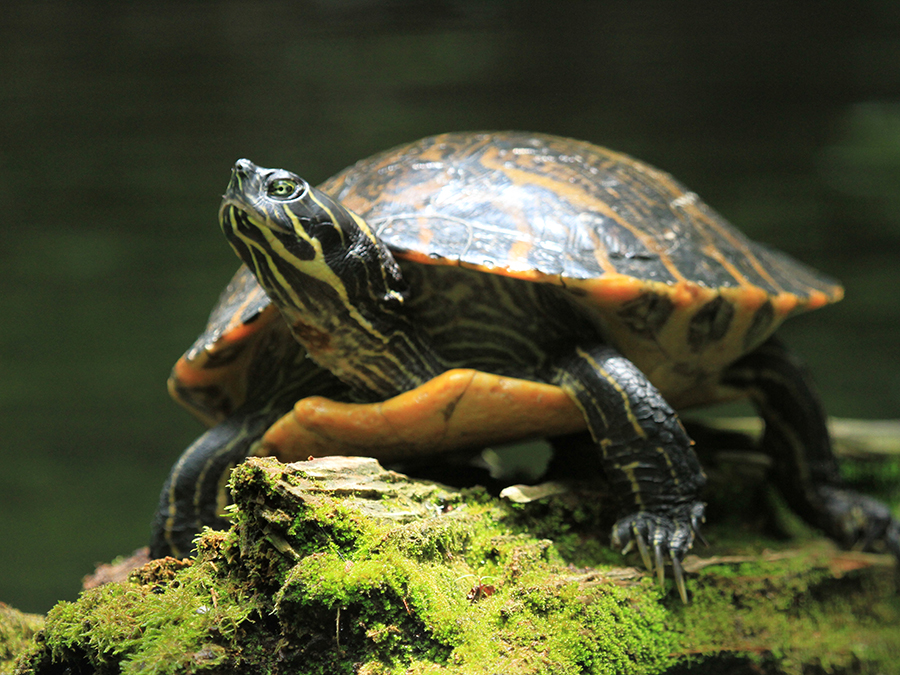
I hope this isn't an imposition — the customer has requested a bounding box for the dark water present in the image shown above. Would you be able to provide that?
[2,1,899,613]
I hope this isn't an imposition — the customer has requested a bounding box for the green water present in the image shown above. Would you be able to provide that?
[2,1,899,614]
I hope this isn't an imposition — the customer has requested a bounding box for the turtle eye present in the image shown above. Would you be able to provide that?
[267,178,303,201]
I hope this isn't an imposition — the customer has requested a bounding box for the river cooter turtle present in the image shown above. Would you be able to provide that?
[152,132,899,601]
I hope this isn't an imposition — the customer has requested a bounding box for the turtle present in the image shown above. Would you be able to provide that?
[151,132,899,600]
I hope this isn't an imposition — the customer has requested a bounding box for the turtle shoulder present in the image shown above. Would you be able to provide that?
[168,265,280,426]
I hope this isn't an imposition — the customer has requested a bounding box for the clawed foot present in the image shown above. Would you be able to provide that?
[817,486,900,558]
[611,501,706,603]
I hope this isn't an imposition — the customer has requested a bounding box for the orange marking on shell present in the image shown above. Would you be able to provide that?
[478,147,690,286]
[170,358,208,389]
[507,238,533,266]
[255,369,585,463]
[397,248,649,307]
[651,168,786,294]
[771,293,800,317]
[580,275,647,305]
[803,289,840,311]
[221,319,263,345]
[395,249,449,267]
[666,281,711,308]
[456,262,549,282]
[731,286,770,311]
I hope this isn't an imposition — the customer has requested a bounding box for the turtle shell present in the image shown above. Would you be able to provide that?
[172,131,842,424]
[321,132,841,311]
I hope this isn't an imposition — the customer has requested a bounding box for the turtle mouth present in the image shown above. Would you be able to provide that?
[219,199,294,239]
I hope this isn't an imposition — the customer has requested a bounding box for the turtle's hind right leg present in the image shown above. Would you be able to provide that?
[722,336,900,558]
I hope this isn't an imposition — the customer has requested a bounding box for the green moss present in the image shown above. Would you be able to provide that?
[667,549,900,673]
[500,487,622,568]
[16,550,257,675]
[468,581,674,675]
[0,604,43,675]
[13,456,900,674]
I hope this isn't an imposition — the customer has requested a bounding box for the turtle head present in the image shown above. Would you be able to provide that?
[220,158,408,311]
[220,158,406,294]
[219,159,442,397]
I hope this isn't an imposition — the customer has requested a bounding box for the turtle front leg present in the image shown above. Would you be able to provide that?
[151,361,351,559]
[552,345,707,601]
[723,337,900,558]
[150,408,283,559]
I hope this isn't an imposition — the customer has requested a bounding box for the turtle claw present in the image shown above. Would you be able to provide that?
[672,556,688,604]
[633,529,653,571]
[611,501,706,603]
[654,541,666,587]
[817,486,900,560]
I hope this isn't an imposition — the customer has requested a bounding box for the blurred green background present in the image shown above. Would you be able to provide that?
[1,1,899,614]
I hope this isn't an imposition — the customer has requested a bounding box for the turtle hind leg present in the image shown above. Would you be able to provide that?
[551,344,707,601]
[722,336,900,558]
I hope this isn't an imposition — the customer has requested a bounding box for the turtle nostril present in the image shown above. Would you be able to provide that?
[234,158,256,177]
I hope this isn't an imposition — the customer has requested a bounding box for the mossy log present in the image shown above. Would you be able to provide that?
[5,419,900,675]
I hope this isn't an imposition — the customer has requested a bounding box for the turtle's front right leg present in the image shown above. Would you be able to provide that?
[151,361,351,559]
[552,344,707,602]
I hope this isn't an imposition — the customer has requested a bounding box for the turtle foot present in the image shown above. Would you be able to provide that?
[611,501,706,603]
[817,486,900,559]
